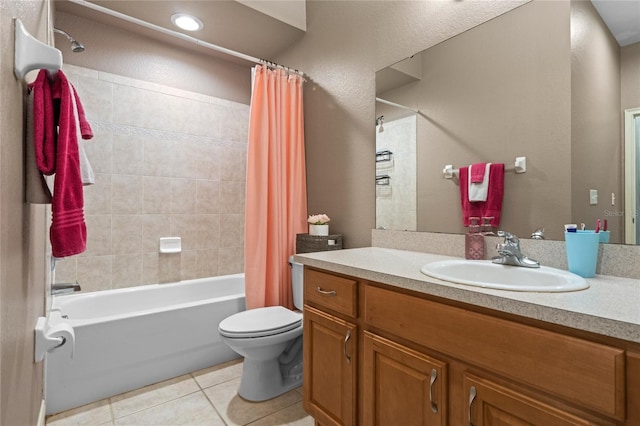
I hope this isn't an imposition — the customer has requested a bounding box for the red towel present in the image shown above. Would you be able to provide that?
[469,162,487,183]
[460,163,504,227]
[32,69,89,257]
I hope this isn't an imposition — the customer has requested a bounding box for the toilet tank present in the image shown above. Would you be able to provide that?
[289,256,304,311]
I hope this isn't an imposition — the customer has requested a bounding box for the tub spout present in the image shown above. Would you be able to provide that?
[52,282,81,295]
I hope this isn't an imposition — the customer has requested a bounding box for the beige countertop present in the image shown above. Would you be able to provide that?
[294,247,640,344]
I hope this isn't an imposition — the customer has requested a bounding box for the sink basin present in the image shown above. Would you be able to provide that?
[420,259,589,292]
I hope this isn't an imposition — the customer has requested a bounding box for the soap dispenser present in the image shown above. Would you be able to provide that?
[465,217,485,260]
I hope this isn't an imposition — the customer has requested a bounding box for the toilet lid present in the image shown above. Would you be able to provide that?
[219,306,302,338]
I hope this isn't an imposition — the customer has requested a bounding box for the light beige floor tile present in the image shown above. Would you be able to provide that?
[114,392,225,426]
[204,377,302,426]
[110,375,200,419]
[247,401,314,426]
[192,357,243,389]
[46,399,112,425]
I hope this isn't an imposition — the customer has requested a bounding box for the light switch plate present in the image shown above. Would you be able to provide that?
[589,189,598,205]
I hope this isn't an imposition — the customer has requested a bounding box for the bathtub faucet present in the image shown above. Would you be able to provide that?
[51,281,81,295]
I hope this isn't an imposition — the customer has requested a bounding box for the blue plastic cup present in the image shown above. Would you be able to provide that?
[565,231,600,278]
[598,231,610,243]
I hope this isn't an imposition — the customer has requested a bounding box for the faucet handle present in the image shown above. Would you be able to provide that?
[497,230,518,242]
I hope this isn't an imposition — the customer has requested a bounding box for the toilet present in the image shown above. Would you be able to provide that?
[218,257,304,401]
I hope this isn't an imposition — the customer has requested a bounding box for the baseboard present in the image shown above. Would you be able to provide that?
[37,399,46,426]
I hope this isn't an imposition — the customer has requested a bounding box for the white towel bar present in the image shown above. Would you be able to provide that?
[443,156,526,179]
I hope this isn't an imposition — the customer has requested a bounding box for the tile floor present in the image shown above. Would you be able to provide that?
[46,358,314,426]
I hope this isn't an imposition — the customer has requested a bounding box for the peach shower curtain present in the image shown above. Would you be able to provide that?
[244,65,307,310]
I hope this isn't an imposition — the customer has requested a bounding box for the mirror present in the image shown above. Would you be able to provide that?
[375,0,640,243]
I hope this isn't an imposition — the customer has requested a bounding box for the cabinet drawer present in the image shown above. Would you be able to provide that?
[364,285,626,420]
[304,269,357,318]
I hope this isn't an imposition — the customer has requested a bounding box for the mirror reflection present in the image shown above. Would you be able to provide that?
[375,0,640,243]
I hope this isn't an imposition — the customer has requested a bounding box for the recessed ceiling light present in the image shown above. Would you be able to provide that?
[171,13,203,32]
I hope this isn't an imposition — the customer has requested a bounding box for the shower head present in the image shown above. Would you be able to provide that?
[54,28,85,53]
[376,115,384,133]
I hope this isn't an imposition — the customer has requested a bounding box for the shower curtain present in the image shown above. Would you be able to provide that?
[244,65,307,310]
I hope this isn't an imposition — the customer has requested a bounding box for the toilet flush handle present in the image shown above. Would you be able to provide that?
[316,286,336,296]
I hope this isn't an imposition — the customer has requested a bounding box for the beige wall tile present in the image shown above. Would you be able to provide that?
[219,214,244,248]
[142,252,160,285]
[196,249,219,278]
[68,67,248,292]
[219,146,247,182]
[143,176,172,214]
[170,214,198,251]
[195,141,220,181]
[84,174,112,215]
[113,135,144,176]
[83,215,112,256]
[171,178,197,214]
[112,85,147,127]
[73,76,114,124]
[112,254,143,289]
[142,214,171,253]
[143,138,172,177]
[220,106,250,143]
[171,140,200,179]
[218,247,244,275]
[219,181,245,214]
[77,256,113,292]
[112,215,143,255]
[181,250,199,281]
[83,129,113,174]
[112,175,143,214]
[195,214,220,250]
[158,253,181,283]
[196,180,220,214]
[54,258,78,284]
[196,103,224,139]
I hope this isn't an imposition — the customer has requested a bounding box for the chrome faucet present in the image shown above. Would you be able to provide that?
[492,231,540,268]
[51,282,81,295]
[530,227,545,240]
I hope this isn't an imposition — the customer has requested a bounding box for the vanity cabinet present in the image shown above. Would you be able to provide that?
[463,373,604,426]
[302,266,640,426]
[362,331,447,425]
[303,269,358,426]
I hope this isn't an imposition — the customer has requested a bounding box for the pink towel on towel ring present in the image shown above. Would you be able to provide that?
[469,162,487,183]
[32,69,91,257]
[459,163,505,227]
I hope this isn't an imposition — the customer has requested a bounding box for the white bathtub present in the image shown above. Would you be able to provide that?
[45,274,245,415]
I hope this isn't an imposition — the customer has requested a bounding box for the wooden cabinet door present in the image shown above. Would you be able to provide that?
[464,373,604,426]
[303,306,357,426]
[363,332,447,426]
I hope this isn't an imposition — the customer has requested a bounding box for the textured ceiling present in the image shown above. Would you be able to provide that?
[54,0,306,63]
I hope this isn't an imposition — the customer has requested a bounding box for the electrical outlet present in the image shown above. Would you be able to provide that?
[589,189,598,205]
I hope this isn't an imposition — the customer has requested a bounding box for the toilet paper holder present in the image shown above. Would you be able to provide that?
[34,316,75,362]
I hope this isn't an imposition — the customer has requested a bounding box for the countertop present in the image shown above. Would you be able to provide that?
[294,247,640,344]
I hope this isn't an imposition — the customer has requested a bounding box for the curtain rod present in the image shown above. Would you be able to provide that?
[67,0,305,77]
[376,97,419,113]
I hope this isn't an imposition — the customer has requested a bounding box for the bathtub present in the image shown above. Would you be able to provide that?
[45,274,245,415]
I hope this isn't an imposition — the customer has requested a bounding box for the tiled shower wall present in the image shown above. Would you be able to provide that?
[55,64,249,293]
[376,115,417,231]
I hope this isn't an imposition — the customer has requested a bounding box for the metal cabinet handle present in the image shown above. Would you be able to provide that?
[344,329,352,364]
[468,386,477,426]
[429,368,438,413]
[316,286,336,296]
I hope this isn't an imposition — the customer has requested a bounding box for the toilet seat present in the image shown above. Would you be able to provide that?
[219,306,302,338]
